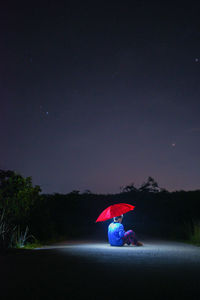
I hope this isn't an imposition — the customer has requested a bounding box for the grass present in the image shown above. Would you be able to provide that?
[189,221,200,246]
[176,220,200,247]
[11,226,38,249]
[21,242,44,249]
[17,235,69,249]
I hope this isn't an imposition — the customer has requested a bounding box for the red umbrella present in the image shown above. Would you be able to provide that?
[95,203,135,222]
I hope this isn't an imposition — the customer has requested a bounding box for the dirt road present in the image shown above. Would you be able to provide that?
[1,239,200,299]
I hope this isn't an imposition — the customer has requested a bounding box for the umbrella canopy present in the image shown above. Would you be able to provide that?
[96,203,135,222]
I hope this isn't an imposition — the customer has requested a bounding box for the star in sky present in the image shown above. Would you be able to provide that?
[39,105,49,117]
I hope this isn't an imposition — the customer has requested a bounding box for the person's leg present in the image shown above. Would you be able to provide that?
[122,231,132,245]
[124,230,138,245]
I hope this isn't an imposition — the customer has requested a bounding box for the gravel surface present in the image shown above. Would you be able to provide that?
[1,239,200,299]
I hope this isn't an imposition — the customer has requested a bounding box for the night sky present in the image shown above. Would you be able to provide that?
[1,1,200,194]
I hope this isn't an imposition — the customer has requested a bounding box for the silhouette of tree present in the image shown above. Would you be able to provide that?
[139,177,162,193]
[83,190,92,194]
[0,169,41,222]
[120,182,138,193]
[70,190,80,195]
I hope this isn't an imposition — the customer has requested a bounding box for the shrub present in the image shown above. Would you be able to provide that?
[0,170,41,224]
[10,226,36,248]
[0,209,15,248]
[190,220,200,245]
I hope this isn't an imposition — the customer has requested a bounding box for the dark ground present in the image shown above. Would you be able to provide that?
[1,238,200,300]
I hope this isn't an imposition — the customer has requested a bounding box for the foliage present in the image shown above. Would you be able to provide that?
[0,209,7,241]
[139,177,164,193]
[120,183,137,193]
[22,241,43,249]
[0,170,41,223]
[190,220,200,245]
[10,226,36,248]
[120,177,167,193]
[0,209,15,248]
[175,220,200,246]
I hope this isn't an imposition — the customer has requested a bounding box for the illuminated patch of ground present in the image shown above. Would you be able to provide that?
[1,240,200,299]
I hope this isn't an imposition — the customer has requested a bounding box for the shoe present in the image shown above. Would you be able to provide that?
[136,241,143,246]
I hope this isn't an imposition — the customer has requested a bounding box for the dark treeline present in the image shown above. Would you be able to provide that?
[30,178,200,242]
[1,170,200,246]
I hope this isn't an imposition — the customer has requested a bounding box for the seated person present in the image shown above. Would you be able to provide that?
[108,215,143,247]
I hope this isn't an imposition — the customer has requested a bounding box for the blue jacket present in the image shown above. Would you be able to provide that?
[108,222,125,246]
